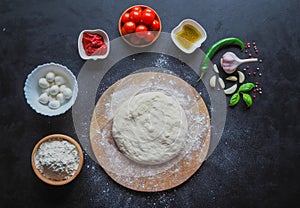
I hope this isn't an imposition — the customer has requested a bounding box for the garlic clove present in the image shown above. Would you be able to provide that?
[224,84,237,95]
[238,71,245,83]
[213,64,219,74]
[218,77,225,89]
[226,76,238,81]
[210,75,217,88]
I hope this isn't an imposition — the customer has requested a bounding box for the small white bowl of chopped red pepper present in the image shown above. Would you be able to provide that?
[78,29,110,60]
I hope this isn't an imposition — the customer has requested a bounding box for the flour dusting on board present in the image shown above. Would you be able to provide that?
[92,72,210,191]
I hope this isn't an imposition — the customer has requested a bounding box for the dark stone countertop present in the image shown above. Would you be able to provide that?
[0,0,299,207]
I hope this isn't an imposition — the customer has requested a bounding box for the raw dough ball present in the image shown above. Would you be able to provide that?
[62,88,72,99]
[49,85,59,96]
[38,78,50,89]
[112,92,188,165]
[59,85,67,92]
[38,93,49,105]
[48,100,60,109]
[56,93,65,104]
[54,76,65,85]
[45,72,55,82]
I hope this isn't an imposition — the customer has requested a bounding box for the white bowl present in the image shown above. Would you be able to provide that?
[24,63,78,116]
[78,29,110,60]
[171,19,207,54]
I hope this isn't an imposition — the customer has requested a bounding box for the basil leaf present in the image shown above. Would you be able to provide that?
[229,93,240,106]
[242,93,253,107]
[238,83,255,93]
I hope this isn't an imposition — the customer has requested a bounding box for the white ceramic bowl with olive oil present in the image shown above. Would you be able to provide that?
[171,19,207,54]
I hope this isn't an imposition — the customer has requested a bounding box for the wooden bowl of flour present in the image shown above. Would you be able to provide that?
[31,134,84,185]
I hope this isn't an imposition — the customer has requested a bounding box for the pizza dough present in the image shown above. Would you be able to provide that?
[112,92,188,165]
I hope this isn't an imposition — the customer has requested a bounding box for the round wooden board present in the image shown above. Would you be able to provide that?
[90,72,210,192]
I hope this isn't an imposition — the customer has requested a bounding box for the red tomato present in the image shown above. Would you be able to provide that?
[141,12,155,25]
[131,6,142,13]
[150,19,160,31]
[121,12,130,23]
[129,34,141,45]
[121,26,127,35]
[135,25,148,38]
[129,10,141,24]
[143,31,155,43]
[123,21,136,33]
[143,8,155,16]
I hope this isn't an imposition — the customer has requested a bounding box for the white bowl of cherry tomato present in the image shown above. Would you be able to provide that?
[119,5,162,47]
[78,29,110,60]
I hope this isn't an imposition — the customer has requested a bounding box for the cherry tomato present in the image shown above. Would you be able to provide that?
[150,19,160,31]
[129,10,141,24]
[121,12,130,23]
[141,12,155,25]
[135,25,148,38]
[143,31,155,43]
[123,21,136,33]
[131,6,142,13]
[143,8,155,16]
[129,34,141,45]
[121,26,127,35]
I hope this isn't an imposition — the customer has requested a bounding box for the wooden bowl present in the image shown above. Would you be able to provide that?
[118,5,162,47]
[31,134,84,185]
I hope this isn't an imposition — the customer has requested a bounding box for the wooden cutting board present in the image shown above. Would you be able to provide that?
[90,72,210,192]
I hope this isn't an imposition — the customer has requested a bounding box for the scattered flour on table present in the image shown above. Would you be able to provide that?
[34,139,80,181]
[153,54,170,68]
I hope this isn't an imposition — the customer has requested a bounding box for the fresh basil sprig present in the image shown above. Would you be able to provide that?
[229,93,240,106]
[238,83,255,93]
[242,93,253,107]
[229,82,254,107]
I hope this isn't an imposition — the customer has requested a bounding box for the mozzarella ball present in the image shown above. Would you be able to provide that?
[59,85,67,92]
[54,76,65,85]
[46,72,55,82]
[49,85,59,96]
[38,78,50,89]
[42,88,50,95]
[48,100,61,109]
[48,95,56,102]
[62,88,73,99]
[38,93,49,105]
[56,93,65,104]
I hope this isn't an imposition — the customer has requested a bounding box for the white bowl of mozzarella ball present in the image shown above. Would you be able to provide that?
[24,63,78,116]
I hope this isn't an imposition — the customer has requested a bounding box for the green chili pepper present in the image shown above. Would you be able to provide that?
[197,37,244,81]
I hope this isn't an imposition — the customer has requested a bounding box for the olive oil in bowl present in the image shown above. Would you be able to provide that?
[171,19,207,53]
[176,24,202,49]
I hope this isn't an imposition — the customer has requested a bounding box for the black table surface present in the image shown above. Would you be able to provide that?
[1,0,299,207]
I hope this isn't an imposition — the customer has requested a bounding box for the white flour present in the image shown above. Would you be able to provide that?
[34,139,80,181]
